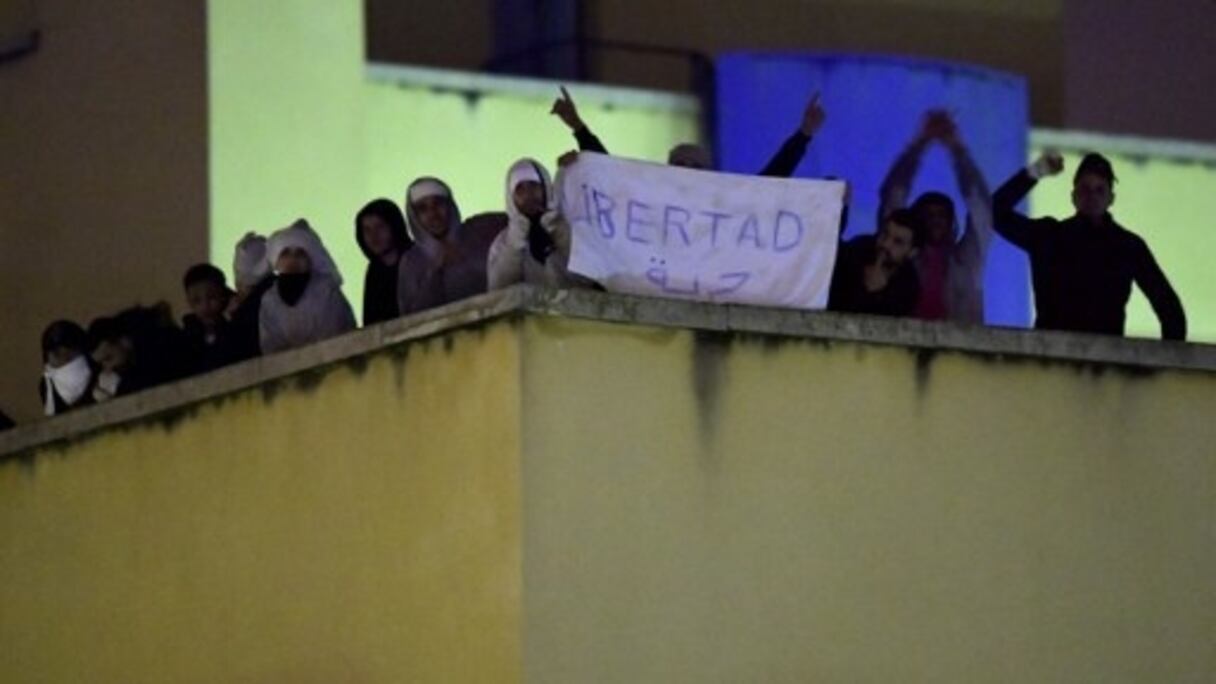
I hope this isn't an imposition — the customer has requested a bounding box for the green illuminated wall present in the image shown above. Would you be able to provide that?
[208,0,699,321]
[1028,136,1216,342]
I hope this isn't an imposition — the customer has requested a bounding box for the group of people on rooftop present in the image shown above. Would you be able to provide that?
[16,89,1186,430]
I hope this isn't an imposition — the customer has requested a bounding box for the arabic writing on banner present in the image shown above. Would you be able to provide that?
[557,152,845,309]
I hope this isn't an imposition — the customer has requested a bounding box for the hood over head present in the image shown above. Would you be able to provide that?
[404,177,463,250]
[267,219,344,286]
[504,157,555,223]
[355,198,412,261]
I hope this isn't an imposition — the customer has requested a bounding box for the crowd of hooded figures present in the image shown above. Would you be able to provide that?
[12,89,1186,430]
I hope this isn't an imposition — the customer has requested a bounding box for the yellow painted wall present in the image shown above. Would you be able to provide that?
[518,316,1216,682]
[0,324,524,683]
[3,307,1215,681]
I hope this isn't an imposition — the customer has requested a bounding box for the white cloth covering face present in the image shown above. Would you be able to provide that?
[259,219,356,354]
[43,354,92,416]
[93,370,121,403]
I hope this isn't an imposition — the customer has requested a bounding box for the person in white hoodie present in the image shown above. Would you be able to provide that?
[259,219,356,354]
[397,177,501,314]
[486,158,585,291]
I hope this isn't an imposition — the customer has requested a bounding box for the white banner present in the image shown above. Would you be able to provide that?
[558,153,844,309]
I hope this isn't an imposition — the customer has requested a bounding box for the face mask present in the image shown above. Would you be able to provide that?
[44,354,92,416]
[276,273,311,306]
[93,370,121,403]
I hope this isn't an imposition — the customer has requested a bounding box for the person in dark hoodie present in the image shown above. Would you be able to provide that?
[550,86,826,175]
[355,199,413,325]
[180,263,245,374]
[397,177,502,314]
[39,320,97,416]
[993,151,1186,340]
[89,303,191,401]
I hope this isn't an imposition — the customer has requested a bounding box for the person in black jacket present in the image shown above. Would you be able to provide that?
[355,199,413,325]
[828,208,924,317]
[89,303,192,401]
[992,151,1186,340]
[180,263,245,374]
[550,87,825,175]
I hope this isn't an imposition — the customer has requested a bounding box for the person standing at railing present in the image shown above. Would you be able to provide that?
[397,177,501,314]
[38,320,97,416]
[487,158,587,291]
[180,263,246,374]
[827,208,925,317]
[259,220,357,354]
[992,151,1187,341]
[877,110,994,324]
[355,199,413,325]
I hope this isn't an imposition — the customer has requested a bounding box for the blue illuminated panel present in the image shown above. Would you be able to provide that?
[716,53,1030,326]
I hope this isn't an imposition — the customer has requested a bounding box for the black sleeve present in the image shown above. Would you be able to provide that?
[826,241,852,312]
[992,169,1048,250]
[759,130,811,178]
[574,127,608,154]
[893,267,921,317]
[1132,238,1187,341]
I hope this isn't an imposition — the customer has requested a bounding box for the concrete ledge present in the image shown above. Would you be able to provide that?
[4,285,1215,459]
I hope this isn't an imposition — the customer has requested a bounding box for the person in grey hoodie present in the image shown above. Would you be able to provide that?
[397,177,501,314]
[876,109,993,324]
[487,158,586,291]
[259,219,356,354]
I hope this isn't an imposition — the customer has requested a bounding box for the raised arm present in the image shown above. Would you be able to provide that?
[992,151,1063,250]
[1132,239,1187,341]
[880,111,968,227]
[551,87,608,154]
[941,120,993,261]
[759,92,825,178]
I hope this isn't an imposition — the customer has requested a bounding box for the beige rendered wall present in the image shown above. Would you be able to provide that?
[0,1,208,421]
[519,315,1216,682]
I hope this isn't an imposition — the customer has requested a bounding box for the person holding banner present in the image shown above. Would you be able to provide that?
[397,177,500,314]
[551,87,825,174]
[827,208,924,317]
[487,158,585,291]
[877,110,993,324]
